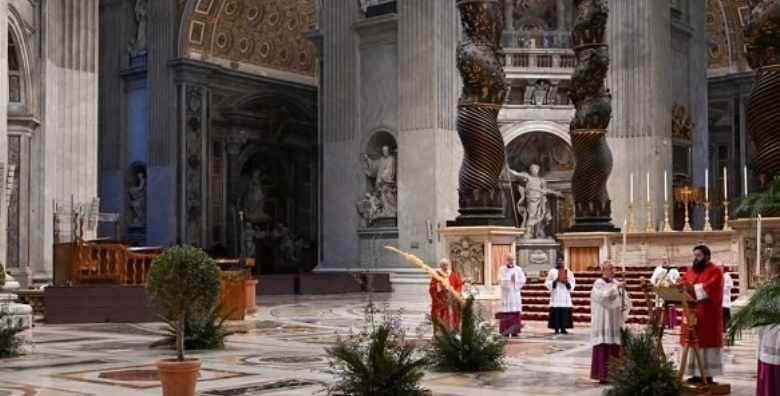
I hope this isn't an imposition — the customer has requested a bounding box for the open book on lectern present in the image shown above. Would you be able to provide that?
[653,284,696,306]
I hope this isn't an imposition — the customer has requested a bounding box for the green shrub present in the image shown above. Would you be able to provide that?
[324,312,430,396]
[150,304,236,351]
[736,176,780,217]
[0,309,27,358]
[603,327,681,396]
[426,296,506,372]
[146,245,220,361]
[727,274,780,345]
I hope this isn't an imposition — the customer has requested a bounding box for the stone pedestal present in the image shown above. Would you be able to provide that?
[516,238,559,280]
[438,226,525,300]
[0,274,33,352]
[730,218,780,293]
[557,230,736,271]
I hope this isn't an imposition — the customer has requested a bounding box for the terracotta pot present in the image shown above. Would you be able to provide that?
[156,358,201,396]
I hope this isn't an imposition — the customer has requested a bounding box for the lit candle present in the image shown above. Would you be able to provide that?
[646,171,650,202]
[744,166,749,196]
[664,170,668,202]
[705,168,709,201]
[757,215,762,277]
[723,167,728,201]
[630,173,634,204]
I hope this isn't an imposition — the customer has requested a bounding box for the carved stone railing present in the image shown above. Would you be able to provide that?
[504,48,576,72]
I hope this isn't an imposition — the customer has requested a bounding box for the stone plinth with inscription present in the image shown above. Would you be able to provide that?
[438,226,525,300]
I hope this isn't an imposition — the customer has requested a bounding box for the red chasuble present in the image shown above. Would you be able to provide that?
[679,262,724,348]
[429,271,464,333]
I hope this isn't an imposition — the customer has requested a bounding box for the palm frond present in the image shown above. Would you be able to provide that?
[727,278,780,345]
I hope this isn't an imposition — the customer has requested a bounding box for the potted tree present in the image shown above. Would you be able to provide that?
[146,245,220,396]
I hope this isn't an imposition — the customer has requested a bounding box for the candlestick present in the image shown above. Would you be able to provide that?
[628,204,637,232]
[723,200,731,231]
[703,201,712,231]
[662,202,672,232]
[664,170,668,201]
[645,201,654,232]
[683,201,692,232]
[622,219,627,272]
[630,173,634,204]
[705,168,709,201]
[723,167,728,201]
[757,215,762,278]
[744,166,749,196]
[646,171,650,201]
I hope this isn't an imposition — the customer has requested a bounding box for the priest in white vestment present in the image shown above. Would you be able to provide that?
[650,254,680,328]
[545,262,575,334]
[590,260,631,384]
[496,253,526,337]
[758,324,780,395]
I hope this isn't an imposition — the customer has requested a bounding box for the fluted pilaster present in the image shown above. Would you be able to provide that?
[0,3,9,263]
[605,0,672,230]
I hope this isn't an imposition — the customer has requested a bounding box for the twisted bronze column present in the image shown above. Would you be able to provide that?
[450,0,509,226]
[745,1,780,189]
[567,0,616,232]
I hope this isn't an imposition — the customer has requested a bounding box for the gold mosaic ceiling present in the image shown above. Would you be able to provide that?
[706,0,751,72]
[182,0,317,77]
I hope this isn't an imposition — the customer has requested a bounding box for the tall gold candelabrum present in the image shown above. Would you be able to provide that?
[645,201,654,232]
[703,201,713,231]
[628,204,638,232]
[723,200,731,230]
[662,201,672,231]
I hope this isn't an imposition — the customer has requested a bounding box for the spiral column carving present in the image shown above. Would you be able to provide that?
[745,1,780,189]
[567,0,616,232]
[450,0,509,225]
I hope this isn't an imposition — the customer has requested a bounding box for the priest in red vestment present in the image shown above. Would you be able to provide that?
[679,245,724,384]
[429,258,463,334]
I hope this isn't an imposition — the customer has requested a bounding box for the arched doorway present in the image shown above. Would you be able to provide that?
[503,122,575,236]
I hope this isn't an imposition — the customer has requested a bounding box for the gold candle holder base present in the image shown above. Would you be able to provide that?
[662,201,672,232]
[703,201,712,231]
[683,203,692,232]
[628,204,638,232]
[645,202,654,232]
[723,200,731,231]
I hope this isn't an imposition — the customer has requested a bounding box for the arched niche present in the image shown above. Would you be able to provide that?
[238,148,290,228]
[364,129,397,157]
[358,129,398,227]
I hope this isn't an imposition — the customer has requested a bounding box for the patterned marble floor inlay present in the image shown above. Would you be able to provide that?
[0,288,763,395]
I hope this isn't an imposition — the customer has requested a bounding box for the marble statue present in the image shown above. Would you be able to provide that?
[128,172,146,226]
[128,0,148,57]
[243,169,269,223]
[241,221,257,258]
[508,164,563,239]
[356,192,382,225]
[272,224,309,263]
[362,146,397,218]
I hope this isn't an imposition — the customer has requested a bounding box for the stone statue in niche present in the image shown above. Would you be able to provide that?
[128,0,148,57]
[271,223,309,263]
[362,145,397,218]
[531,80,550,105]
[242,169,269,223]
[507,164,563,239]
[128,171,147,227]
[241,221,257,258]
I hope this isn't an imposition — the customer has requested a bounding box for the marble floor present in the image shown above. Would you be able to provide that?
[1,285,759,395]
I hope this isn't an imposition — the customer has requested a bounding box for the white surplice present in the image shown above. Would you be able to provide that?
[758,324,780,366]
[590,278,631,345]
[544,268,575,308]
[499,265,526,313]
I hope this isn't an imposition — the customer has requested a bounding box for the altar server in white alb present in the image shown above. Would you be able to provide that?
[650,254,681,328]
[497,253,526,337]
[590,260,632,384]
[545,261,575,334]
[719,262,733,331]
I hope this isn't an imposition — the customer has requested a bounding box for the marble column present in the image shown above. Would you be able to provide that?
[605,0,672,232]
[39,0,100,283]
[505,0,514,32]
[0,0,9,267]
[688,0,709,228]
